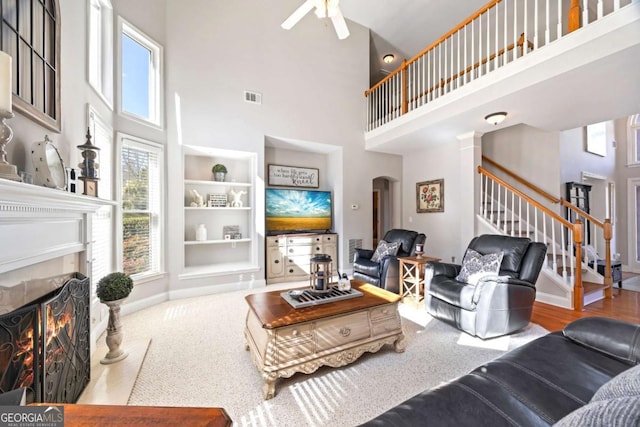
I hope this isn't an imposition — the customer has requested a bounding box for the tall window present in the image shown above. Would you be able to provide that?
[88,0,113,107]
[117,17,162,127]
[628,114,640,166]
[118,134,164,278]
[88,105,114,292]
[0,0,61,131]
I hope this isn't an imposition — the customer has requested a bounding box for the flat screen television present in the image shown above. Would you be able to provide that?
[266,188,332,234]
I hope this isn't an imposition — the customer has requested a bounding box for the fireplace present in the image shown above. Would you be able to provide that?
[0,273,91,403]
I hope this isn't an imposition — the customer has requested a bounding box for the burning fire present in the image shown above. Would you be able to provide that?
[14,306,73,390]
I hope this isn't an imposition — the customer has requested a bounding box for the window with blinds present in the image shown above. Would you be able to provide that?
[88,106,113,292]
[120,135,163,277]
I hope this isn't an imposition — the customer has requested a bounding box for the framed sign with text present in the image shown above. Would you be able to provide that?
[268,164,319,188]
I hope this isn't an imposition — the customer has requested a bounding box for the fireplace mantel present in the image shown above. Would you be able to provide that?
[0,178,116,274]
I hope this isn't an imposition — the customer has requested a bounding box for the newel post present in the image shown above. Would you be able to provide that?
[401,59,408,115]
[573,220,584,311]
[603,219,613,299]
[568,0,581,33]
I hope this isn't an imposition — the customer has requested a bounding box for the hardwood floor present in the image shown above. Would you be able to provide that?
[532,288,640,332]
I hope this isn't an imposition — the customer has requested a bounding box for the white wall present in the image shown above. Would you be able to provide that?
[163,0,403,287]
[402,142,465,263]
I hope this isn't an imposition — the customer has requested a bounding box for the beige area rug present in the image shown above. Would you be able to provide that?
[124,284,548,426]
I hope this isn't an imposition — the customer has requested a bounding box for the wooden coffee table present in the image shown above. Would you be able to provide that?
[244,280,405,399]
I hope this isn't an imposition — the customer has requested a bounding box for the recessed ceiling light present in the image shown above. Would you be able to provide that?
[485,112,507,125]
[382,54,395,64]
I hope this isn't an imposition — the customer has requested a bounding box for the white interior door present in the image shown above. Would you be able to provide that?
[628,178,640,272]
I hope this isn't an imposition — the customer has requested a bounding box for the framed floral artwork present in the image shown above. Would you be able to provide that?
[417,179,444,213]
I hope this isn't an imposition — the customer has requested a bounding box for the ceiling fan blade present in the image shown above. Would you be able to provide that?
[330,8,350,40]
[281,0,316,30]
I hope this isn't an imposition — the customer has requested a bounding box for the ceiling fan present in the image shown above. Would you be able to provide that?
[281,0,350,40]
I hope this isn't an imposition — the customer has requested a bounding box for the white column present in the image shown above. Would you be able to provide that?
[457,131,483,251]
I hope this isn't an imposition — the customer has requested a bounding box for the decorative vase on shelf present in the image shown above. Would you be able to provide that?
[196,224,207,241]
[212,164,227,182]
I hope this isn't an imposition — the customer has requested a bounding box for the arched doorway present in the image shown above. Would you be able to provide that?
[372,177,394,246]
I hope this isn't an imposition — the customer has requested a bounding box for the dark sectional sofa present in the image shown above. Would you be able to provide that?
[362,317,640,426]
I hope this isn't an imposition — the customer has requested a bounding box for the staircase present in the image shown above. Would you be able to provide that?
[477,157,614,311]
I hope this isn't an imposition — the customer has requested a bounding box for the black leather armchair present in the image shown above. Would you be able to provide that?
[425,234,547,339]
[353,229,426,294]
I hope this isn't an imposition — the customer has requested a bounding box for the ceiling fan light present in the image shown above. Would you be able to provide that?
[383,54,395,64]
[485,112,507,125]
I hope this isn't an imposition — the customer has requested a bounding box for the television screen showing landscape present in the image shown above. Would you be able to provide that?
[266,189,332,232]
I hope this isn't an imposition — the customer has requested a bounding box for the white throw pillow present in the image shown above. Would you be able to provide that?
[371,240,401,263]
[455,249,504,286]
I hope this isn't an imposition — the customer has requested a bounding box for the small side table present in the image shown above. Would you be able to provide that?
[588,259,623,288]
[398,256,440,302]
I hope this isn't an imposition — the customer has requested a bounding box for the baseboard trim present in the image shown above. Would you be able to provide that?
[536,292,572,309]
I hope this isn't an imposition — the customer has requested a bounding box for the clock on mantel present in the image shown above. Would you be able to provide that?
[80,177,98,197]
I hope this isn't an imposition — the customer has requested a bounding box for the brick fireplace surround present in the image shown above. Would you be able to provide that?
[0,178,113,402]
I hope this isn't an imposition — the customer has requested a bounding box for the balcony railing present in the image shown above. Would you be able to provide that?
[365,0,633,132]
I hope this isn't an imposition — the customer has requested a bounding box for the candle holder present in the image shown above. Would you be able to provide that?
[415,244,424,259]
[310,254,333,293]
[0,110,21,182]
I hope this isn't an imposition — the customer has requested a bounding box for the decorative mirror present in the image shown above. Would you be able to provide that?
[31,136,66,189]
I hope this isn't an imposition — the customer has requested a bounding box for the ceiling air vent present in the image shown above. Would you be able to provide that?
[244,90,262,105]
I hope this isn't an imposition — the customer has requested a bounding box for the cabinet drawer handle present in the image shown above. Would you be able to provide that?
[316,247,320,251]
[339,327,351,337]
[274,259,280,264]
[289,269,294,273]
[289,249,294,253]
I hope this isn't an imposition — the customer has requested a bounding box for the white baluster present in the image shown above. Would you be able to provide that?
[557,0,562,41]
[534,207,538,241]
[545,0,550,46]
[471,20,476,80]
[444,37,448,93]
[457,30,462,87]
[483,174,488,217]
[524,0,529,54]
[582,0,589,27]
[503,0,508,66]
[511,192,515,236]
[518,197,522,236]
[551,222,557,273]
[450,36,454,90]
[513,0,518,61]
[495,4,499,70]
[486,8,491,72]
[534,0,539,49]
[479,12,484,77]
[614,0,620,11]
[490,179,495,224]
[543,212,547,242]
[561,226,567,280]
[597,0,604,19]
[464,24,468,83]
[569,228,575,282]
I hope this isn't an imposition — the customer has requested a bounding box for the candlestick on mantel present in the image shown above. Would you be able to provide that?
[0,51,20,182]
[0,51,12,113]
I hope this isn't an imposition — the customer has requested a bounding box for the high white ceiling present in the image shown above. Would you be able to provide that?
[338,0,490,84]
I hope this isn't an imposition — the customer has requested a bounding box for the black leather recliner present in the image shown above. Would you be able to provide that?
[353,229,426,294]
[425,234,547,339]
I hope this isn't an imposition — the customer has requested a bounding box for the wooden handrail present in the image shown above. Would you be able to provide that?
[560,198,605,228]
[482,156,559,204]
[478,166,572,228]
[365,0,502,97]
